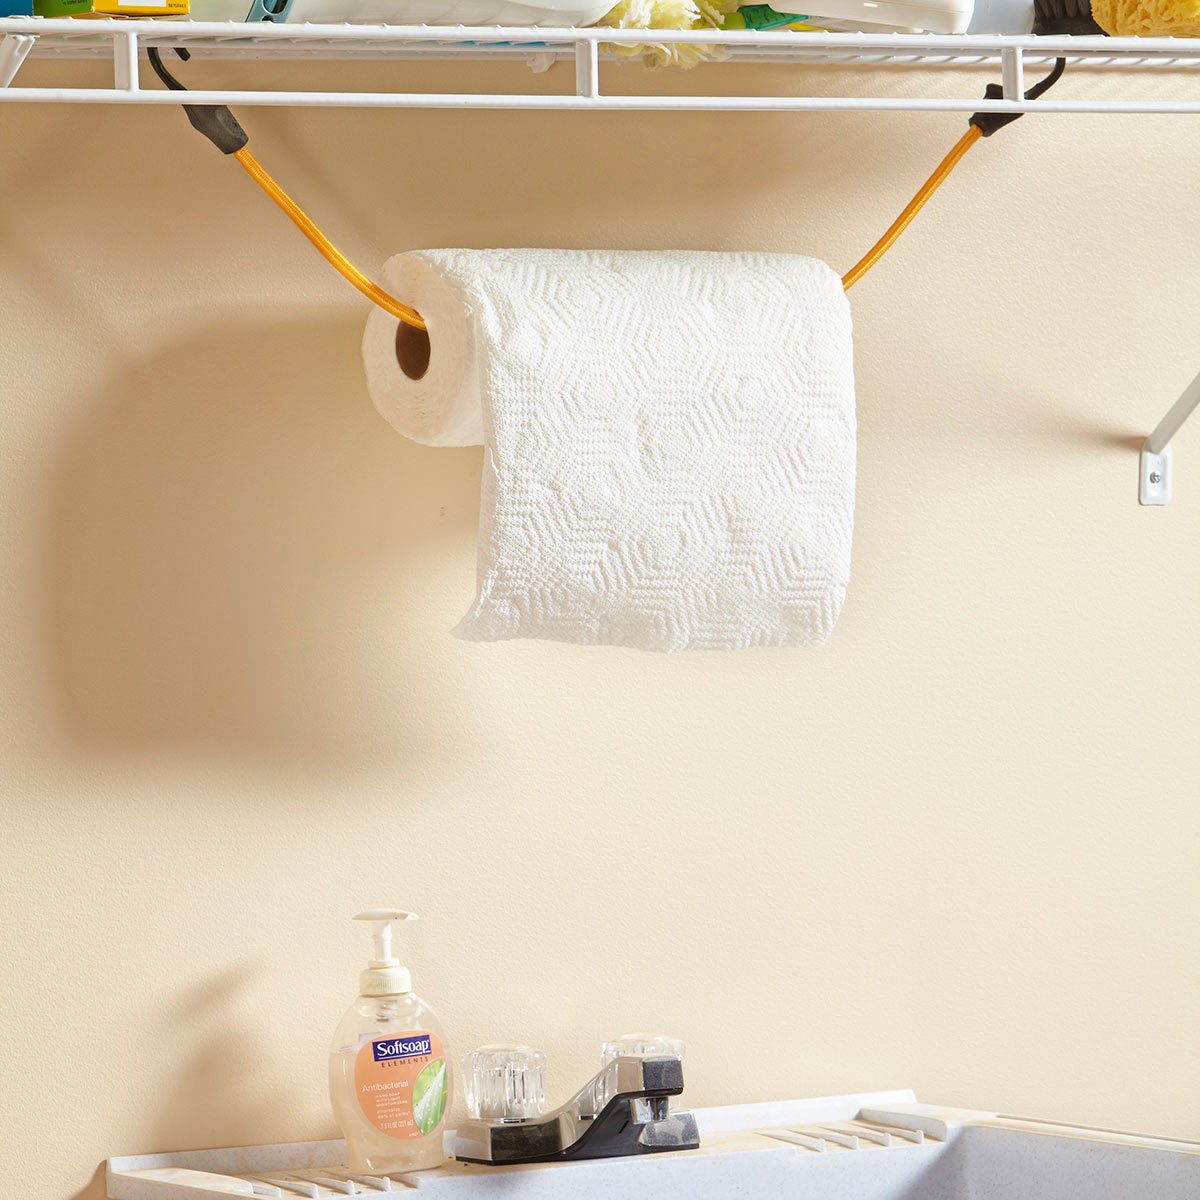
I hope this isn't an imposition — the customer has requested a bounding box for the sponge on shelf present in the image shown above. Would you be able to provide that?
[1090,0,1200,35]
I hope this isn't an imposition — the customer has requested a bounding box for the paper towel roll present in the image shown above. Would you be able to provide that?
[362,248,856,651]
[363,252,488,447]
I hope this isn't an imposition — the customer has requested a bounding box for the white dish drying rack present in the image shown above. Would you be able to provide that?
[103,1090,1200,1199]
[106,1089,934,1198]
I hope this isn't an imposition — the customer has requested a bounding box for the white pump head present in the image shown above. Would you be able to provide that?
[353,909,417,996]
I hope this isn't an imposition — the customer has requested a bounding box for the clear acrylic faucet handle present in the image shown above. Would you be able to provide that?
[464,1044,547,1121]
[600,1034,685,1064]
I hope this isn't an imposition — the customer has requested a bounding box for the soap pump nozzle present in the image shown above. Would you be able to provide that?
[354,909,417,996]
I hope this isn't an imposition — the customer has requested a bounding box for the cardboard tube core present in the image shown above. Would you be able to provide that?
[396,321,431,381]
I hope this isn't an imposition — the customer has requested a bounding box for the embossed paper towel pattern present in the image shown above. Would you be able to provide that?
[363,248,855,652]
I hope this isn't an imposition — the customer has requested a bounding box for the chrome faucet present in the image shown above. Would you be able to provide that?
[454,1052,701,1165]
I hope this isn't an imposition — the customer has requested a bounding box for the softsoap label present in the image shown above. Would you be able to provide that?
[372,1033,432,1062]
[355,1031,447,1140]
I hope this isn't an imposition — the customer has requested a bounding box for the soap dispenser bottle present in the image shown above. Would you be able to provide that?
[329,910,451,1174]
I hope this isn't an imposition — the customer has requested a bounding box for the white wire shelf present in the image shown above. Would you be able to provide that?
[2,19,1200,110]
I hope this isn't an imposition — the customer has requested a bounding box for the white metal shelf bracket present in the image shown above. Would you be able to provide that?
[1001,46,1024,99]
[0,32,35,88]
[114,28,139,93]
[1140,370,1200,505]
[575,36,599,100]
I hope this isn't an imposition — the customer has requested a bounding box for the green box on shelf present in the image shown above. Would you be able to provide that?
[33,0,91,13]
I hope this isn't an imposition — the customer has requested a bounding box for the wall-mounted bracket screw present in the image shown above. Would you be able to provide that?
[1140,446,1173,506]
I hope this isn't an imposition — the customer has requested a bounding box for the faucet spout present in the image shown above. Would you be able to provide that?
[453,1055,700,1166]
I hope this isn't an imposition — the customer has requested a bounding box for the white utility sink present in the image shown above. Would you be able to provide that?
[106,1089,1200,1199]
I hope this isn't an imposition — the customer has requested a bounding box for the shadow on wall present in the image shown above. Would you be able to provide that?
[41,315,481,768]
[68,1167,105,1200]
[68,964,279,1200]
[151,962,283,1154]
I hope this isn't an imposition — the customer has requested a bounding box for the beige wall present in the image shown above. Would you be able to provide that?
[1,52,1198,1200]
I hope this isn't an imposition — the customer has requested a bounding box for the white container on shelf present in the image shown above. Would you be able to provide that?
[187,0,615,24]
[966,0,1032,33]
[288,0,614,23]
[804,0,975,35]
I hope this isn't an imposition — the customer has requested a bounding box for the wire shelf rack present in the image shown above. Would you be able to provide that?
[1,19,1200,110]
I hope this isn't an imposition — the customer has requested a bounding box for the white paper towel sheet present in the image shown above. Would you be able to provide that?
[363,248,855,652]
